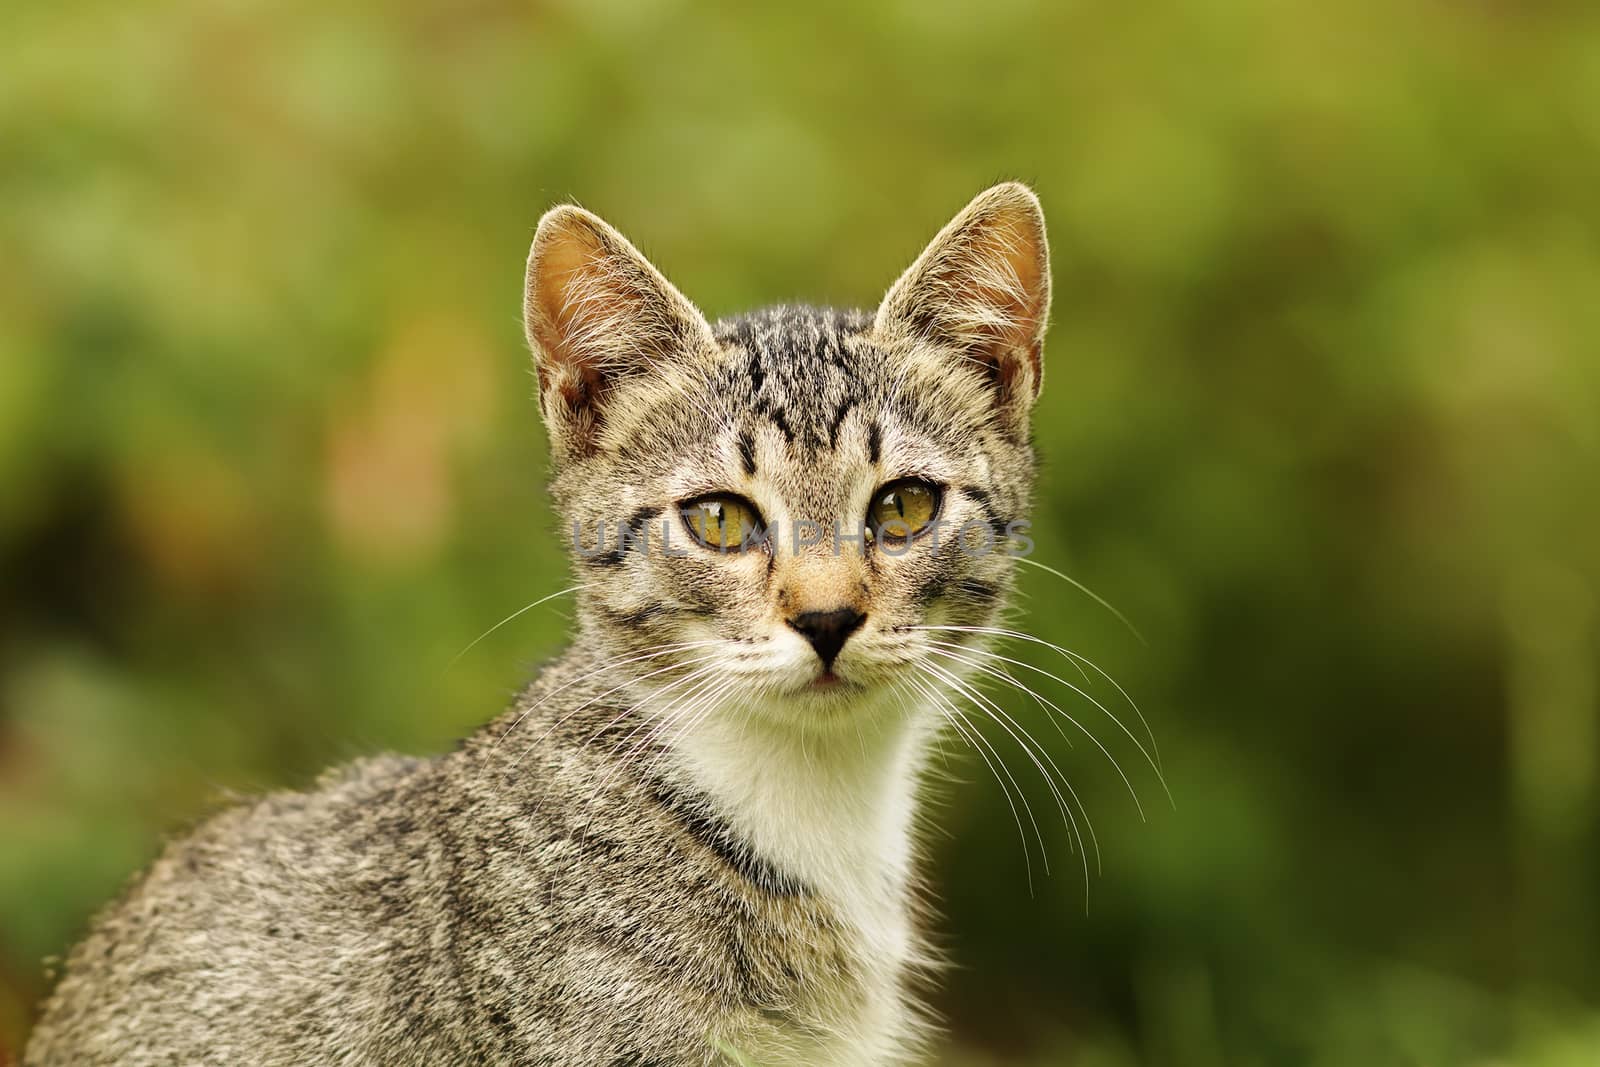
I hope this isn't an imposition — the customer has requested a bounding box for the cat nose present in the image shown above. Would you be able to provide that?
[787,608,866,670]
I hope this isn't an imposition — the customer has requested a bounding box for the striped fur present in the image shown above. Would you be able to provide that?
[27,184,1051,1066]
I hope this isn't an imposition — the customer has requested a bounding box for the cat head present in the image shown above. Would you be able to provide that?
[523,184,1049,731]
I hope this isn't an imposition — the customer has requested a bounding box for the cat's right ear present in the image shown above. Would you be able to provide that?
[524,205,717,461]
[873,183,1051,436]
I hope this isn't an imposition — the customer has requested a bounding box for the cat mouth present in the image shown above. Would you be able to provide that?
[803,668,870,695]
[810,670,844,689]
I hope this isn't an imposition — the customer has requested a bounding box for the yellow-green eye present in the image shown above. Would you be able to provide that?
[867,480,941,542]
[681,495,764,552]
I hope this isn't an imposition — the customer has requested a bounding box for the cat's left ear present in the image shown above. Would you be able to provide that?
[524,205,718,462]
[873,182,1051,432]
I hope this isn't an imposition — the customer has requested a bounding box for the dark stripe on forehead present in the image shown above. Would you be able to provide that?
[818,324,851,370]
[867,421,882,465]
[827,397,855,450]
[766,405,794,444]
[736,430,756,476]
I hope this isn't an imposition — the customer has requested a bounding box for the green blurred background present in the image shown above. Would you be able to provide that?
[3,0,1599,1062]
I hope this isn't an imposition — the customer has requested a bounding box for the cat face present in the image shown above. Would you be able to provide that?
[524,184,1050,731]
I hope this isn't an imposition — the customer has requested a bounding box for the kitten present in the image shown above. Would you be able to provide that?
[26,183,1051,1066]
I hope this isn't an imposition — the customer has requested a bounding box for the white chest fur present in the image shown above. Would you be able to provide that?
[668,698,933,1065]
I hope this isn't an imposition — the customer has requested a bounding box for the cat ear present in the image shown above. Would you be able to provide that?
[874,182,1051,429]
[524,205,717,460]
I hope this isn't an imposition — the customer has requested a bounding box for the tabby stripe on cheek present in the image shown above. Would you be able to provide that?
[582,505,664,567]
[961,484,1012,538]
[917,573,951,604]
[956,578,999,603]
[626,505,661,533]
[603,603,671,629]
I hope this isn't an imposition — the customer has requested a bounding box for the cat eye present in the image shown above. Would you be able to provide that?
[680,494,766,552]
[866,480,942,543]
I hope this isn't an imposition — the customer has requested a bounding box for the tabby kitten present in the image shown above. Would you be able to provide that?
[27,182,1051,1066]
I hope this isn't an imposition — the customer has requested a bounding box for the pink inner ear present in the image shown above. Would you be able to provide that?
[984,213,1048,328]
[948,211,1047,405]
[877,186,1051,411]
[536,356,607,444]
[524,205,718,460]
[526,216,622,455]
[530,218,607,372]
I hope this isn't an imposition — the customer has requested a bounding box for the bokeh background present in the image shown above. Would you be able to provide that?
[3,0,1599,1062]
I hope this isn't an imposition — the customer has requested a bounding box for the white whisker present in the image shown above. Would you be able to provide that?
[448,584,590,668]
[923,639,1170,814]
[911,623,1166,778]
[902,671,1040,894]
[1010,556,1146,646]
[917,659,1092,898]
[480,638,724,769]
[501,645,727,771]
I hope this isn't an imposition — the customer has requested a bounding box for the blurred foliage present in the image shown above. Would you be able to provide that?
[2,0,1598,1061]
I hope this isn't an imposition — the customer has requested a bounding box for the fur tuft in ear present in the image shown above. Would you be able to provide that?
[874,182,1051,429]
[524,206,716,461]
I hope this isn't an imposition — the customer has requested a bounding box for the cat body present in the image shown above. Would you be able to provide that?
[28,657,923,1066]
[27,183,1052,1066]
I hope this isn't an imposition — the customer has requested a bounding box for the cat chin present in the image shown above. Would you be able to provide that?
[740,677,919,735]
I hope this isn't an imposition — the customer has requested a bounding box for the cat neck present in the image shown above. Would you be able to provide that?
[664,688,933,940]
